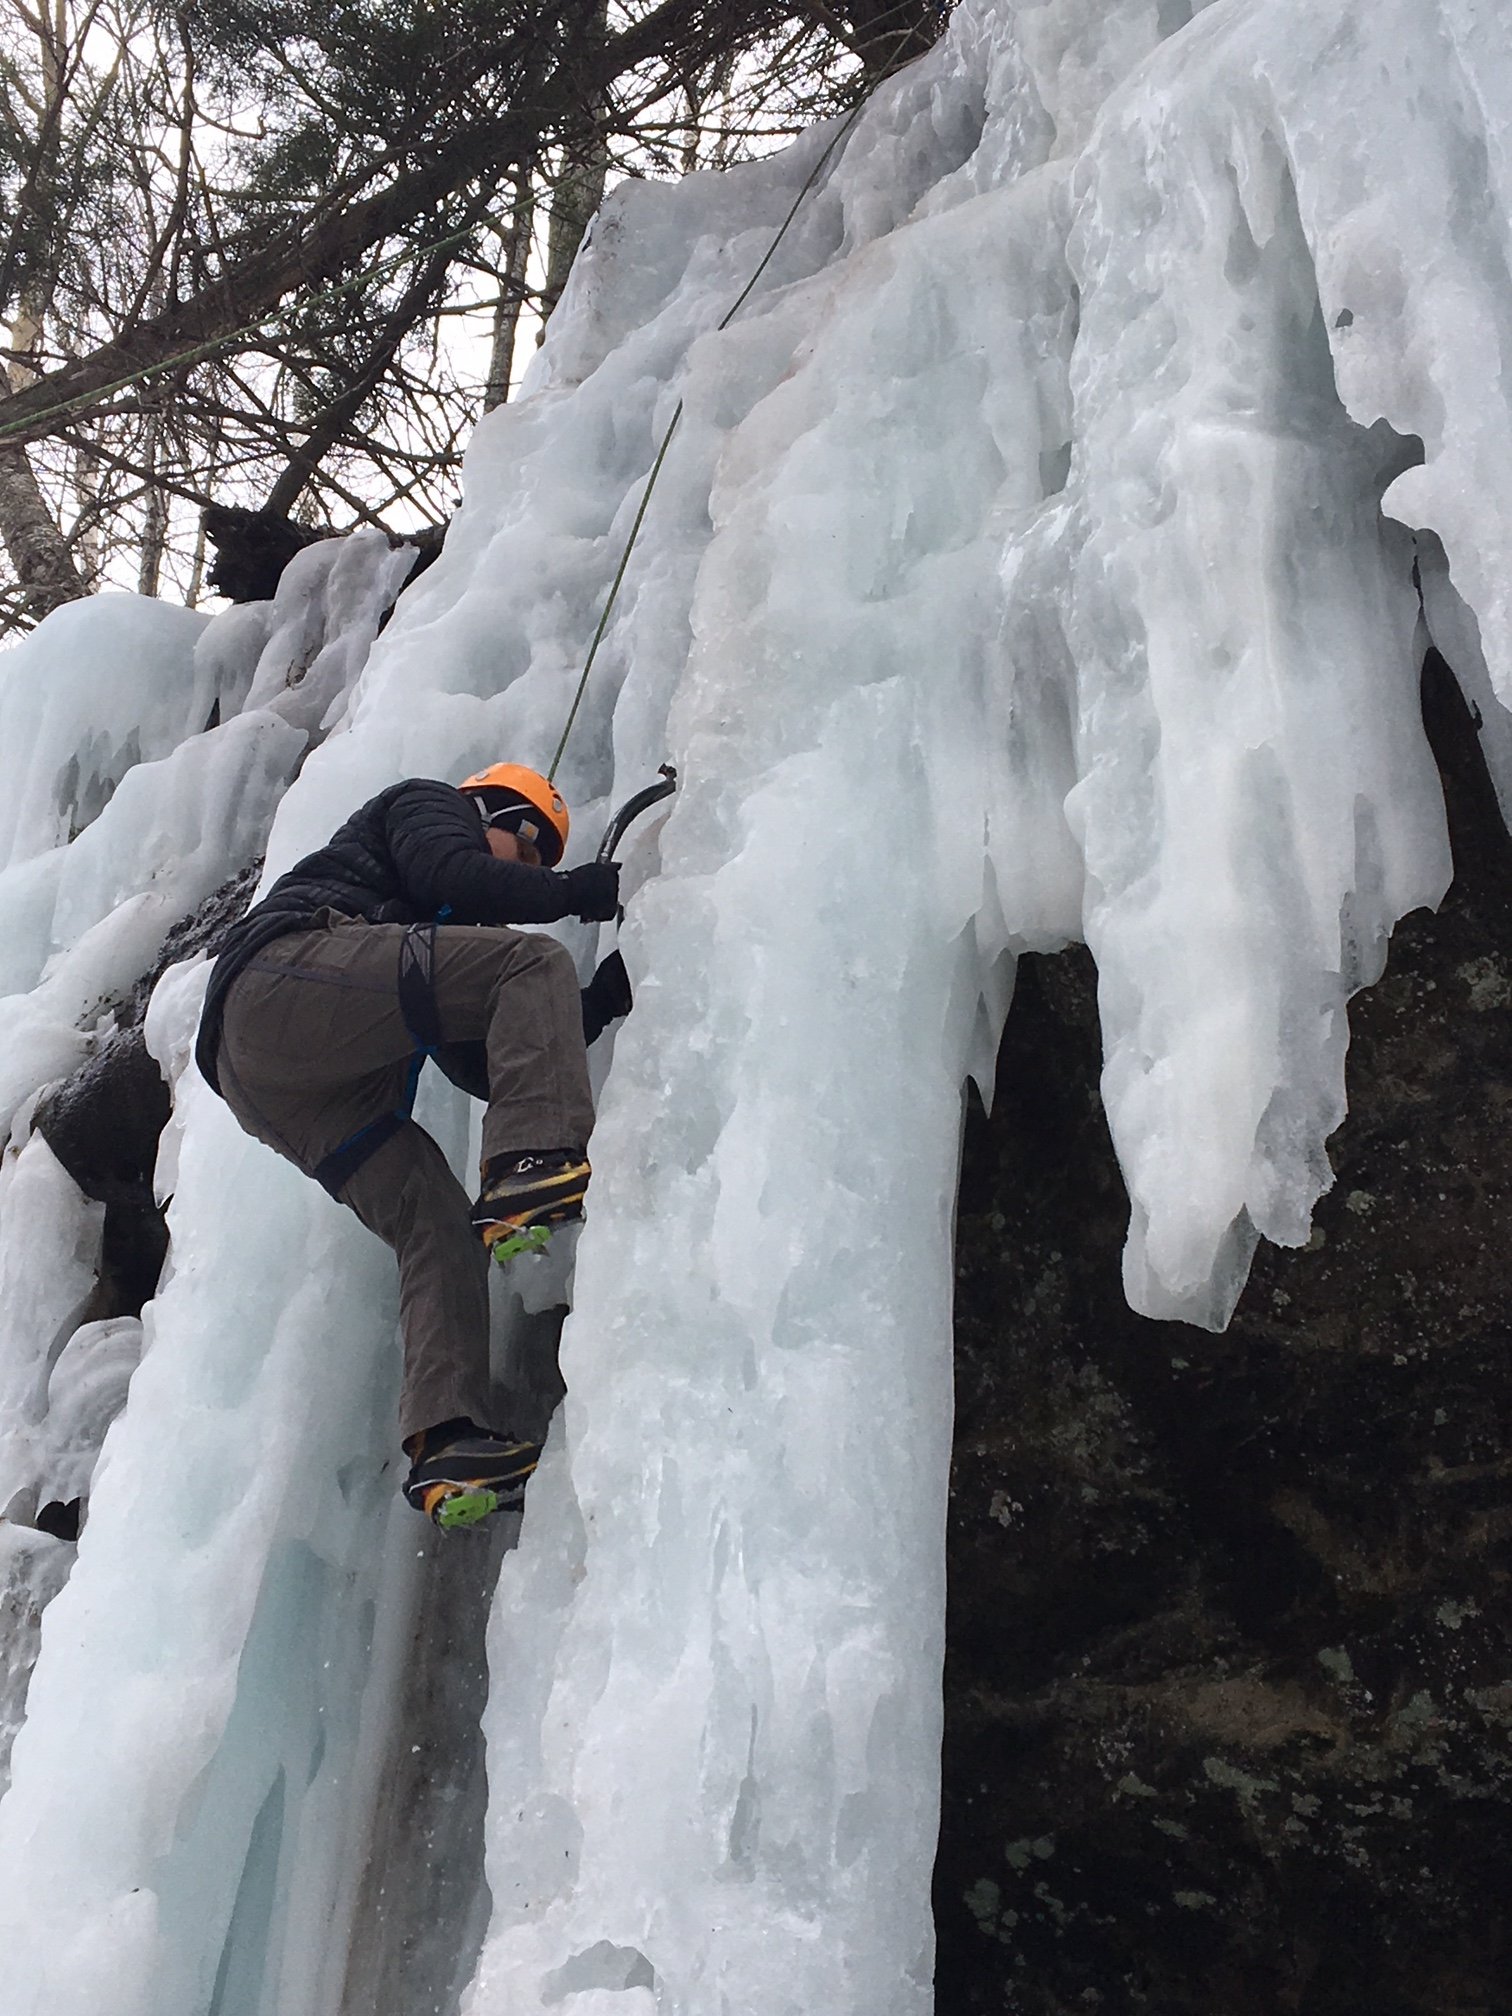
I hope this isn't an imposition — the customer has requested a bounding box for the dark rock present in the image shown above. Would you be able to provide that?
[127,859,264,1017]
[35,1029,169,1199]
[34,1027,171,1320]
[936,650,1512,2015]
[32,861,262,1321]
[399,520,446,581]
[203,505,330,603]
[375,521,445,634]
[203,502,447,608]
[33,1499,81,1544]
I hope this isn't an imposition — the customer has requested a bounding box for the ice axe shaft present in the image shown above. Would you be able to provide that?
[596,764,677,865]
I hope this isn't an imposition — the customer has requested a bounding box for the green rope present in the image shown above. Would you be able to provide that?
[548,394,685,780]
[546,87,874,784]
[0,41,897,789]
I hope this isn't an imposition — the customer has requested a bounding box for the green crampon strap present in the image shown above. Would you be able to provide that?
[436,1487,502,1531]
[490,1223,555,1266]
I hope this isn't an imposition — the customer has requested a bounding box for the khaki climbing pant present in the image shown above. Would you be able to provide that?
[214,913,596,1442]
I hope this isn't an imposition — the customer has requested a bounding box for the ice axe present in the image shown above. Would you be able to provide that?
[596,763,678,867]
[583,763,675,1015]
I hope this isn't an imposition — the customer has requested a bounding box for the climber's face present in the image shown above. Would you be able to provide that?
[486,824,542,868]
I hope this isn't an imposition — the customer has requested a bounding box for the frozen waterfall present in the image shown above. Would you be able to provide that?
[2,0,1511,2009]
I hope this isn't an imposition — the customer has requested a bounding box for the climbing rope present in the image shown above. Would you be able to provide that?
[0,58,885,467]
[0,35,906,788]
[545,83,880,783]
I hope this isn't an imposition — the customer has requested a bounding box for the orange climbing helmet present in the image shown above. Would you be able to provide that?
[458,762,570,867]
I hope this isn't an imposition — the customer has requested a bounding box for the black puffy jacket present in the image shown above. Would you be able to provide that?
[196,778,603,1093]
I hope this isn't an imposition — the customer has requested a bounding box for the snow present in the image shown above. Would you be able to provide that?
[1,0,1511,2009]
[0,594,213,869]
[0,1520,70,1803]
[0,709,306,1137]
[234,528,420,738]
[0,1134,104,1799]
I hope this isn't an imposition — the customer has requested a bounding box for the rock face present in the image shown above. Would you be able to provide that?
[203,506,331,604]
[202,502,446,608]
[32,863,260,1321]
[937,653,1512,2015]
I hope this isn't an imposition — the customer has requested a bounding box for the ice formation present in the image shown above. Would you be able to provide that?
[0,0,1509,2009]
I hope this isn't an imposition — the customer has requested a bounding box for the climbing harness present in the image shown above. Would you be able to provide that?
[310,918,444,1197]
[241,59,891,1201]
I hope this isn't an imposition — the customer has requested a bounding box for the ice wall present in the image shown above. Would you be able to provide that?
[2,0,1512,2012]
[0,528,419,1951]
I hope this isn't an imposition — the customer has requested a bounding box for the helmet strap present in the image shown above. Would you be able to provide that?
[474,794,542,850]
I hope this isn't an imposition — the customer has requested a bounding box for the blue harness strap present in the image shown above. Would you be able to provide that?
[311,1108,408,1197]
[396,914,444,1047]
[312,918,445,1198]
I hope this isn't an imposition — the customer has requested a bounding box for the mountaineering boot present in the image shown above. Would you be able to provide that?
[402,1417,543,1529]
[471,1148,590,1263]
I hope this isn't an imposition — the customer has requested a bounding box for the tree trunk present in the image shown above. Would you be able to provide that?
[484,174,536,412]
[0,10,86,620]
[0,439,88,621]
[71,434,103,590]
[540,139,608,329]
[136,414,167,598]
[539,0,610,332]
[0,314,87,620]
[184,509,207,607]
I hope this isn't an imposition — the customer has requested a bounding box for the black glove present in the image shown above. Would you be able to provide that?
[580,950,633,1045]
[564,861,621,922]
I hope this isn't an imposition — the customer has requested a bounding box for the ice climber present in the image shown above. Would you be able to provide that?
[193,763,629,1529]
